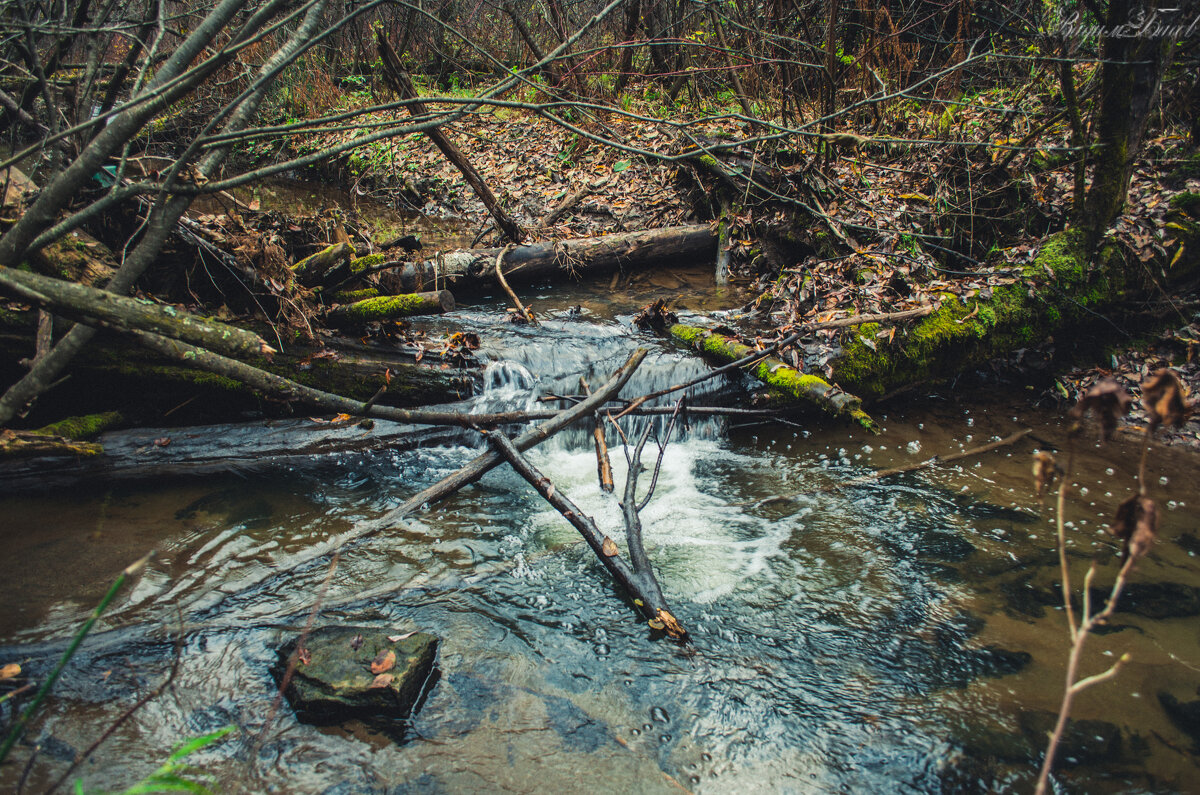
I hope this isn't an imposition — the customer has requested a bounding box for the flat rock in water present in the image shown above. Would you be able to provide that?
[274,626,438,725]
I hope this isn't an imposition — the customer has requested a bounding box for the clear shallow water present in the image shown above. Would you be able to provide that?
[2,286,1200,794]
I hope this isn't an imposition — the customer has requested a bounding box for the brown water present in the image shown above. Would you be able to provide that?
[2,274,1200,793]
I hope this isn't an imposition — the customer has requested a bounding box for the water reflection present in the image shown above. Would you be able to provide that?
[2,301,1199,794]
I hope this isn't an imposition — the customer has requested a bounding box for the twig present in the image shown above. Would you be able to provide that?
[747,428,1032,508]
[488,431,675,630]
[254,551,340,754]
[495,244,537,325]
[580,377,614,492]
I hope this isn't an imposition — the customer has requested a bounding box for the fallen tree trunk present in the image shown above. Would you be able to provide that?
[325,290,454,325]
[667,323,880,432]
[828,228,1200,402]
[390,225,717,293]
[0,417,467,491]
[0,264,275,358]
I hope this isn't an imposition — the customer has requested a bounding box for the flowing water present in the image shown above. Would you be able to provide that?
[3,274,1200,794]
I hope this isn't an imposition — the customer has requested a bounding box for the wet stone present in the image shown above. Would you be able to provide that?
[273,626,438,727]
[916,530,976,562]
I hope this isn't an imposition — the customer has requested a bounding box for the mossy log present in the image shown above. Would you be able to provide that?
[391,225,716,293]
[0,428,102,460]
[0,265,274,358]
[667,323,880,432]
[292,242,352,287]
[826,229,1185,402]
[33,410,123,440]
[325,290,455,325]
[0,328,474,424]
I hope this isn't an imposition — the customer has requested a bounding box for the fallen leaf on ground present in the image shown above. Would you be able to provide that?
[0,663,20,680]
[370,649,396,674]
[369,673,394,689]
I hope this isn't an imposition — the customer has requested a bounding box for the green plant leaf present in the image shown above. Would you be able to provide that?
[167,725,234,763]
[613,160,631,173]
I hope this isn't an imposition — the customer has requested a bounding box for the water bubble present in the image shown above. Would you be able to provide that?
[701,753,712,762]
[651,706,670,723]
[917,423,924,430]
[967,418,975,427]
[631,728,640,736]
[1105,468,1115,476]
[1159,476,1169,486]
[906,440,922,454]
[1079,487,1088,496]
[594,643,610,656]
[690,777,701,785]
[861,445,874,454]
[659,734,672,744]
[643,723,653,732]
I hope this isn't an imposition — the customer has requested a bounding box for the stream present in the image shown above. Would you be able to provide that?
[3,247,1200,792]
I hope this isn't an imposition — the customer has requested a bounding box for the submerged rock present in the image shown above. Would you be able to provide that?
[1017,710,1123,765]
[1088,582,1200,619]
[1158,691,1200,745]
[273,626,438,726]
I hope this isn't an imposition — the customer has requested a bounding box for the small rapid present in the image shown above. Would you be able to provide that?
[2,284,1198,794]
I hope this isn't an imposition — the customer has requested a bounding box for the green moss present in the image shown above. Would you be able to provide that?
[668,324,879,432]
[831,230,1131,401]
[349,253,386,274]
[32,411,123,440]
[330,288,380,303]
[1169,191,1200,218]
[1170,152,1200,181]
[338,294,426,322]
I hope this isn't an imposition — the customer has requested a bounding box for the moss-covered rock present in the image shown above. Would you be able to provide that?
[273,626,438,726]
[830,230,1132,401]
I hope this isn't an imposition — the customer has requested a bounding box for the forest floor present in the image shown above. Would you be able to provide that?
[234,89,1200,447]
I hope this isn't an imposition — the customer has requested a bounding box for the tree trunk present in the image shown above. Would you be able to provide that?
[376,30,525,244]
[391,225,716,293]
[1082,0,1173,246]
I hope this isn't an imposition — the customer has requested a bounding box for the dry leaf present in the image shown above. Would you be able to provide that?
[656,609,687,640]
[1141,369,1189,434]
[0,662,20,680]
[388,631,416,642]
[369,673,394,689]
[297,645,311,665]
[1112,495,1159,564]
[349,634,364,651]
[1032,450,1057,499]
[601,537,619,557]
[370,649,396,674]
[1068,378,1133,442]
[647,618,665,630]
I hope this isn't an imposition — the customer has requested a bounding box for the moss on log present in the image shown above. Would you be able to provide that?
[829,230,1136,401]
[33,411,123,440]
[328,288,380,303]
[0,429,102,458]
[326,291,455,325]
[0,265,274,358]
[668,323,880,432]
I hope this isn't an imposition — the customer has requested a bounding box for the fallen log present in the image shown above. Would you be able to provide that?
[325,290,454,325]
[667,323,880,432]
[828,228,1200,402]
[0,264,275,359]
[390,225,717,293]
[292,242,353,287]
[0,417,467,491]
